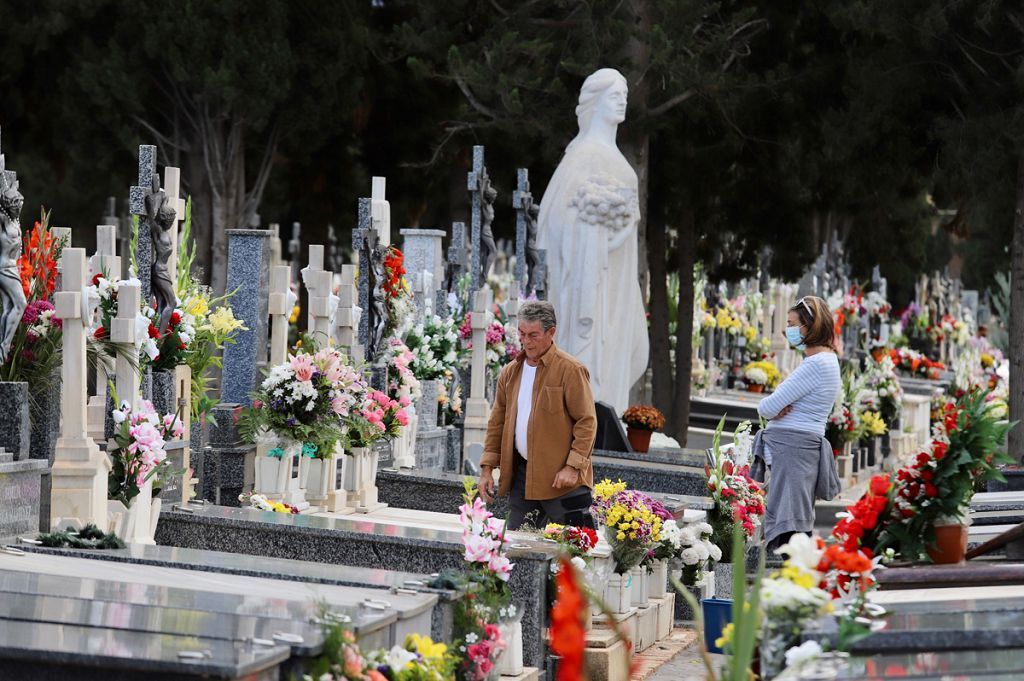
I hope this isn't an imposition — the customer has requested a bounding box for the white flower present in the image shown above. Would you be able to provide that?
[385,645,418,671]
[143,338,159,361]
[112,409,127,424]
[680,547,701,566]
[775,533,824,577]
[465,632,479,644]
[785,640,823,670]
[708,544,723,562]
[571,556,587,572]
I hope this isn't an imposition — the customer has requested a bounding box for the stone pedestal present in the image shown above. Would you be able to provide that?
[0,451,46,536]
[0,382,30,460]
[201,404,254,506]
[413,428,447,470]
[344,447,386,513]
[444,426,463,473]
[29,374,61,463]
[416,379,440,431]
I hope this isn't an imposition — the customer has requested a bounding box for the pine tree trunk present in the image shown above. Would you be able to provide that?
[1009,155,1024,463]
[672,203,696,447]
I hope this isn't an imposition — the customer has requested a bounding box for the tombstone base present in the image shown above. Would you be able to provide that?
[0,452,46,536]
[413,427,447,470]
[50,436,110,531]
[0,382,30,460]
[391,415,419,469]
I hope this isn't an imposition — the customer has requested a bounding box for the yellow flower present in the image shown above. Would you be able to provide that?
[288,305,301,324]
[861,411,887,437]
[780,565,817,589]
[594,479,627,500]
[981,353,995,368]
[616,532,626,541]
[744,325,757,344]
[715,622,735,649]
[407,633,447,660]
[206,306,247,335]
[186,296,210,317]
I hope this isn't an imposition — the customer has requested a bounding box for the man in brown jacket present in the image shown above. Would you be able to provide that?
[479,301,597,529]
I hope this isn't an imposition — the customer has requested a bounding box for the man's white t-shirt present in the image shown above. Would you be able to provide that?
[515,363,538,459]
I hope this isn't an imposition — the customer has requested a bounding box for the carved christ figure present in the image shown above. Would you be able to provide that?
[0,158,26,364]
[146,175,178,335]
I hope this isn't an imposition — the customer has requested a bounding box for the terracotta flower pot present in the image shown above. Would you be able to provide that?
[747,384,765,394]
[927,522,968,564]
[627,426,653,453]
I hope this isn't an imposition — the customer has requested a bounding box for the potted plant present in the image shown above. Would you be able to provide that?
[621,405,665,453]
[742,360,780,393]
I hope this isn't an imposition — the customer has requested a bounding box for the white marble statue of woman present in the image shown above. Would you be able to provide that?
[537,67,649,413]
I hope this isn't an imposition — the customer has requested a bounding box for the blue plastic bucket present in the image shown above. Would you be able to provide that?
[702,598,733,654]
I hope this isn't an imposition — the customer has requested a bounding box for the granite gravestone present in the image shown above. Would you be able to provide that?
[128,144,157,305]
[220,229,272,407]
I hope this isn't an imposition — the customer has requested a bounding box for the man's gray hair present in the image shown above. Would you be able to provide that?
[519,301,557,331]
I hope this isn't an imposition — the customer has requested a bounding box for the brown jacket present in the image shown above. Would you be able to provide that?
[481,343,596,500]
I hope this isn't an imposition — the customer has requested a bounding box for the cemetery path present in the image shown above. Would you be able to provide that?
[632,629,718,681]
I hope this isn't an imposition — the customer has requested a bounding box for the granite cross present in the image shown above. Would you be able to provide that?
[467,146,485,292]
[355,199,373,351]
[512,168,531,297]
[446,221,467,295]
[128,145,157,305]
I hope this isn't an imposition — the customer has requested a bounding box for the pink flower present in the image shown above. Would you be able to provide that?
[463,533,496,563]
[487,553,513,581]
[395,409,409,426]
[332,395,351,416]
[399,394,411,407]
[290,354,315,382]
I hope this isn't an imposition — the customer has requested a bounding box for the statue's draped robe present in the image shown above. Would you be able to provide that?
[538,138,649,413]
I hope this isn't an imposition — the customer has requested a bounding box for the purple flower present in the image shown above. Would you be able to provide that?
[21,300,55,325]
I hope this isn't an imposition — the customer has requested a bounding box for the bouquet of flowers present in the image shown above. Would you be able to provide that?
[543,523,598,560]
[365,634,458,680]
[404,315,463,381]
[569,173,637,232]
[239,492,300,514]
[889,347,945,379]
[147,305,197,371]
[590,483,664,574]
[458,306,520,377]
[858,355,903,426]
[621,405,665,431]
[382,246,416,338]
[743,360,780,389]
[1,209,66,386]
[239,349,355,457]
[860,411,887,437]
[438,371,463,426]
[705,422,766,558]
[826,402,859,453]
[348,388,411,448]
[107,399,183,506]
[383,337,422,403]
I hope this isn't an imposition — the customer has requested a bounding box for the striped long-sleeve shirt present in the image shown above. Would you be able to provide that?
[757,352,841,437]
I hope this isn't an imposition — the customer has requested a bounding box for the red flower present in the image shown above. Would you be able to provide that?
[924,483,938,498]
[549,558,586,681]
[91,273,102,286]
[93,326,105,339]
[932,441,948,461]
[869,475,890,496]
[169,311,181,328]
[148,324,160,339]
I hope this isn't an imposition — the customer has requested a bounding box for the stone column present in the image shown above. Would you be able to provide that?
[221,229,272,407]
[50,248,110,531]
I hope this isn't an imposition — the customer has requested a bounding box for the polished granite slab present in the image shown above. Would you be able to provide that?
[0,591,328,656]
[156,502,552,669]
[592,446,707,468]
[0,617,290,681]
[0,551,432,647]
[778,647,1024,680]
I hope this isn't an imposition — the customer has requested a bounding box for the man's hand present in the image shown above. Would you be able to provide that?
[553,464,580,490]
[775,405,793,420]
[479,467,497,503]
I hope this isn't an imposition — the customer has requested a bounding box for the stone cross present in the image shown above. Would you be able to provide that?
[288,221,302,289]
[51,248,110,531]
[128,145,157,304]
[268,265,291,366]
[102,197,128,280]
[462,287,493,459]
[512,168,531,296]
[355,199,373,350]
[327,222,344,275]
[447,221,467,293]
[162,166,187,279]
[109,281,154,543]
[371,177,391,247]
[308,268,335,346]
[86,225,120,439]
[221,230,272,407]
[335,264,362,364]
[467,146,486,292]
[302,244,325,334]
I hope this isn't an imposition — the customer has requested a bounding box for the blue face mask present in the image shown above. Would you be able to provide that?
[785,326,806,350]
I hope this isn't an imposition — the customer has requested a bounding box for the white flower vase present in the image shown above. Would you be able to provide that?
[306,457,333,505]
[106,500,129,539]
[107,478,157,545]
[496,620,524,676]
[630,565,649,607]
[604,572,632,614]
[647,559,669,599]
[255,441,307,508]
[344,446,386,513]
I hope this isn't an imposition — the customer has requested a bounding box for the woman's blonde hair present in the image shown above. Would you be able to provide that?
[790,295,835,349]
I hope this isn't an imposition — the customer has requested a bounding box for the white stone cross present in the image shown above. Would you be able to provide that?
[51,248,110,531]
[462,287,493,459]
[371,176,391,247]
[302,245,325,334]
[268,265,291,366]
[162,166,187,280]
[335,264,363,364]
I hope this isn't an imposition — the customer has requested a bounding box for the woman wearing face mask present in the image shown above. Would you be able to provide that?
[752,295,842,551]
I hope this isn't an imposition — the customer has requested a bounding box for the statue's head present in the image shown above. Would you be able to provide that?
[0,162,23,231]
[575,68,629,134]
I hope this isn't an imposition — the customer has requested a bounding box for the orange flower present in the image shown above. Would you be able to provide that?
[549,557,586,681]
